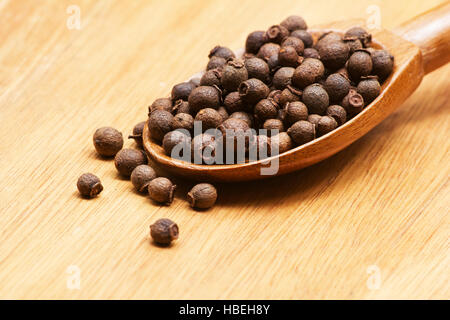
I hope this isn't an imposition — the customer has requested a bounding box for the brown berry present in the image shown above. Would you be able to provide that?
[114,148,148,177]
[341,88,364,116]
[224,91,246,113]
[207,56,227,70]
[200,69,222,87]
[244,57,270,83]
[357,76,381,105]
[292,58,325,89]
[307,114,322,131]
[273,67,295,89]
[192,133,221,164]
[256,43,280,60]
[188,86,221,114]
[128,121,146,148]
[150,218,179,245]
[195,108,223,130]
[172,100,191,115]
[271,132,293,154]
[246,31,267,54]
[284,101,308,125]
[302,84,329,115]
[279,86,302,106]
[324,72,351,102]
[317,115,338,136]
[131,165,157,193]
[371,50,394,80]
[254,99,279,122]
[265,25,289,44]
[171,113,194,132]
[326,105,347,125]
[303,48,320,59]
[287,120,315,145]
[281,37,305,55]
[318,40,350,70]
[148,177,176,205]
[280,15,307,31]
[278,46,301,67]
[171,82,196,102]
[291,30,313,47]
[344,27,371,47]
[221,59,248,92]
[162,130,191,156]
[263,119,285,136]
[93,127,124,157]
[77,173,103,198]
[230,111,253,127]
[347,50,373,80]
[148,110,173,142]
[150,98,173,113]
[188,183,217,209]
[238,78,270,105]
[208,46,235,60]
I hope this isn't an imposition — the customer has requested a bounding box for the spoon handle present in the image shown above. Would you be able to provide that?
[393,1,450,75]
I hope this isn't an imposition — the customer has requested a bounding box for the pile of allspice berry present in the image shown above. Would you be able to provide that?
[77,124,217,246]
[148,15,393,163]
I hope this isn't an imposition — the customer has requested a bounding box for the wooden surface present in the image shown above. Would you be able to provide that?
[0,0,448,299]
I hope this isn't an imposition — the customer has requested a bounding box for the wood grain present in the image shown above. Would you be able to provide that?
[0,0,448,299]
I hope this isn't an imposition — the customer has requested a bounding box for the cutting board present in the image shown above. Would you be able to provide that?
[0,0,448,299]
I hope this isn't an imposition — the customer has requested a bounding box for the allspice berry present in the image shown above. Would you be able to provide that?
[244,57,270,83]
[324,73,351,102]
[263,118,285,136]
[188,86,221,114]
[162,130,191,156]
[317,115,338,136]
[218,118,250,151]
[131,165,157,193]
[171,113,194,132]
[128,121,146,148]
[187,183,217,209]
[150,218,179,245]
[265,25,289,44]
[93,127,124,157]
[77,173,103,198]
[195,108,223,130]
[344,27,371,47]
[207,56,227,71]
[150,97,173,113]
[278,46,301,67]
[256,43,280,60]
[302,84,329,115]
[357,76,381,105]
[230,111,253,127]
[290,30,313,48]
[326,105,347,125]
[271,132,293,154]
[281,37,305,55]
[245,30,266,54]
[200,69,222,87]
[148,177,176,205]
[317,40,350,69]
[341,88,365,116]
[280,15,307,31]
[172,100,191,115]
[284,101,308,126]
[114,148,148,177]
[254,99,279,123]
[224,91,246,113]
[148,110,173,142]
[292,58,324,88]
[279,86,302,106]
[347,50,373,80]
[171,82,196,101]
[208,45,235,60]
[221,59,248,92]
[303,48,320,59]
[371,50,394,80]
[192,133,220,164]
[307,114,322,130]
[273,67,295,90]
[287,120,315,145]
[217,106,229,122]
[238,78,270,105]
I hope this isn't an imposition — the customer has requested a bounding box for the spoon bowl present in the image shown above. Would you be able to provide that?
[144,5,450,182]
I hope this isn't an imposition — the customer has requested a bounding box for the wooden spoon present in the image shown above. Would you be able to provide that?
[143,3,450,182]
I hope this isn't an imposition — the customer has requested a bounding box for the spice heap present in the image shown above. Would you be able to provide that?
[148,16,393,163]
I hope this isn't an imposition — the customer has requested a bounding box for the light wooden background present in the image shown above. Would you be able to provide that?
[0,0,448,299]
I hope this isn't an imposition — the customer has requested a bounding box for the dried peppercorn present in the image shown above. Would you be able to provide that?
[344,27,371,47]
[341,88,365,116]
[131,165,157,193]
[148,110,173,142]
[207,56,227,71]
[188,86,221,114]
[303,47,320,59]
[284,101,308,126]
[93,127,124,157]
[318,40,350,69]
[114,148,148,177]
[287,120,315,145]
[224,91,246,113]
[221,59,248,92]
[280,15,307,31]
[195,108,223,130]
[265,25,289,44]
[281,37,305,55]
[263,118,285,136]
[150,218,179,245]
[162,130,191,157]
[357,76,381,105]
[200,68,222,87]
[172,99,191,115]
[244,57,270,83]
[302,84,329,115]
[317,115,338,136]
[324,72,351,102]
[187,183,218,209]
[290,30,313,48]
[208,45,235,60]
[326,105,347,125]
[245,30,266,54]
[271,132,293,154]
[171,82,196,102]
[230,111,253,127]
[254,99,279,123]
[191,133,220,164]
[272,67,295,89]
[278,46,301,67]
[238,78,270,105]
[128,121,146,148]
[257,43,280,60]
[371,50,394,80]
[77,173,103,198]
[150,97,173,113]
[292,58,325,88]
[279,86,302,106]
[347,49,373,80]
[171,113,194,132]
[148,177,176,205]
